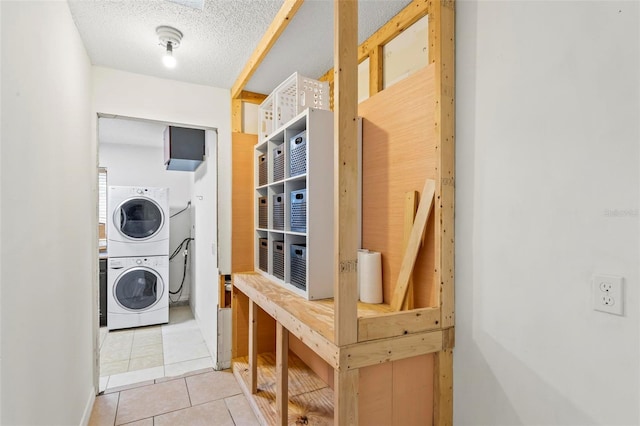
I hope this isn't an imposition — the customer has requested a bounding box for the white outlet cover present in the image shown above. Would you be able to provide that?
[592,274,624,316]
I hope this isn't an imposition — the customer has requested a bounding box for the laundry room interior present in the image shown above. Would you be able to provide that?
[97,115,226,389]
[1,1,637,425]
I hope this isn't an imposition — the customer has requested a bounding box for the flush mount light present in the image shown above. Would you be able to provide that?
[156,26,183,69]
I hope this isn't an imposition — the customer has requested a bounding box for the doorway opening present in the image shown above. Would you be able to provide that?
[96,115,219,392]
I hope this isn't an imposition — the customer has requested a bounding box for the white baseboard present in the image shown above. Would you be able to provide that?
[79,387,96,426]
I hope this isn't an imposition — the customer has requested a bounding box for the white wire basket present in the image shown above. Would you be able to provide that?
[275,73,330,129]
[258,94,274,141]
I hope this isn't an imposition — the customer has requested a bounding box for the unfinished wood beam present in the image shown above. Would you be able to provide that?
[429,0,456,328]
[390,179,436,311]
[434,346,453,426]
[234,274,340,369]
[342,329,443,370]
[358,307,441,343]
[333,0,359,347]
[368,45,383,96]
[276,322,289,425]
[248,300,258,394]
[359,0,430,59]
[231,0,304,99]
[401,191,419,310]
[239,90,268,105]
[232,98,242,133]
[318,0,430,85]
[334,368,359,426]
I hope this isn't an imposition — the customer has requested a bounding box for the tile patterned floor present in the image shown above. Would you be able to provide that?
[89,369,259,426]
[100,306,215,392]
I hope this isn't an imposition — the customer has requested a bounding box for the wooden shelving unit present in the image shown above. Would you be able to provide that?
[230,1,455,425]
[253,108,336,300]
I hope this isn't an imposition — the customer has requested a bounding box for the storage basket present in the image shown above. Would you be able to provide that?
[258,154,267,186]
[273,193,285,231]
[258,95,274,141]
[273,146,284,182]
[290,189,307,232]
[275,73,330,129]
[290,244,307,290]
[258,238,268,272]
[272,241,285,280]
[258,197,268,229]
[289,131,307,177]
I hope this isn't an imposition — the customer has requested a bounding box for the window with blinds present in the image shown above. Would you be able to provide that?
[99,168,107,224]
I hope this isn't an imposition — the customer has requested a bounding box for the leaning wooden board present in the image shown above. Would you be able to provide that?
[359,65,438,308]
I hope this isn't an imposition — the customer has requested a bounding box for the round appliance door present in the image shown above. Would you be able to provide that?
[113,267,165,312]
[116,197,164,240]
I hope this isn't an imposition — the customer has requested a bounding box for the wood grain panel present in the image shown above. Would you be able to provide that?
[358,66,437,307]
[234,353,334,425]
[232,132,257,273]
[235,273,429,351]
[358,363,393,426]
[359,355,434,426]
[393,354,435,425]
[289,334,334,390]
[231,287,275,360]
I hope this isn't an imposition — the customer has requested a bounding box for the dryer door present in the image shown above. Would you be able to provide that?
[113,267,165,311]
[115,197,164,240]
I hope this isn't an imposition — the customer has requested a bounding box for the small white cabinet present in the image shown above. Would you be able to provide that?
[254,108,336,300]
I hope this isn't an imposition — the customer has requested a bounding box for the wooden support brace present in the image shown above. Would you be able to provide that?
[401,191,419,310]
[334,368,359,426]
[369,45,383,96]
[333,0,359,346]
[232,98,242,133]
[276,322,289,426]
[248,300,258,394]
[231,0,304,99]
[434,347,453,426]
[391,179,436,311]
[238,90,268,104]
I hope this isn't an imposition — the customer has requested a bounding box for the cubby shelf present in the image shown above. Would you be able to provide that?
[254,108,335,300]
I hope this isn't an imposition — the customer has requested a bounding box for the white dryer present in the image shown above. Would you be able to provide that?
[107,256,169,330]
[107,186,169,257]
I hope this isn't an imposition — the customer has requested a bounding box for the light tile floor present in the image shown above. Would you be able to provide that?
[89,369,259,426]
[100,306,215,392]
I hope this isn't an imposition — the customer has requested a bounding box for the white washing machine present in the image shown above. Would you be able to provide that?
[107,256,169,330]
[107,186,169,257]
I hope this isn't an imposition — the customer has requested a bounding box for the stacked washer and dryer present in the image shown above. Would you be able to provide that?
[107,186,170,330]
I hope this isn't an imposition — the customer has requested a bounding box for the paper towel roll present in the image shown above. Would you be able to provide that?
[358,250,383,304]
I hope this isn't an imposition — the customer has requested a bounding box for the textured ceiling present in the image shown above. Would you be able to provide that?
[67,0,283,89]
[245,0,411,94]
[68,0,411,94]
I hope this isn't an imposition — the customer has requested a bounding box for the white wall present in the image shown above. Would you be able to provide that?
[99,142,194,302]
[190,130,219,362]
[92,67,231,366]
[0,1,95,424]
[455,1,639,425]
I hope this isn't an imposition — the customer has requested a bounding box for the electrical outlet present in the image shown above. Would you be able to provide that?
[593,274,624,315]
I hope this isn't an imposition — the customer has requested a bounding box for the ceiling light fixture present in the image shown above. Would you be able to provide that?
[156,26,183,69]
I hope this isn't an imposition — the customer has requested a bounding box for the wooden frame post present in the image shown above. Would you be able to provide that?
[334,1,359,422]
[368,45,383,96]
[232,98,242,133]
[335,368,359,426]
[248,300,258,394]
[429,0,455,327]
[231,0,304,99]
[276,322,289,425]
[430,1,455,424]
[333,0,359,348]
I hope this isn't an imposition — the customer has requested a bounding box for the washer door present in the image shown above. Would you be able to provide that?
[115,197,164,240]
[113,267,164,311]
